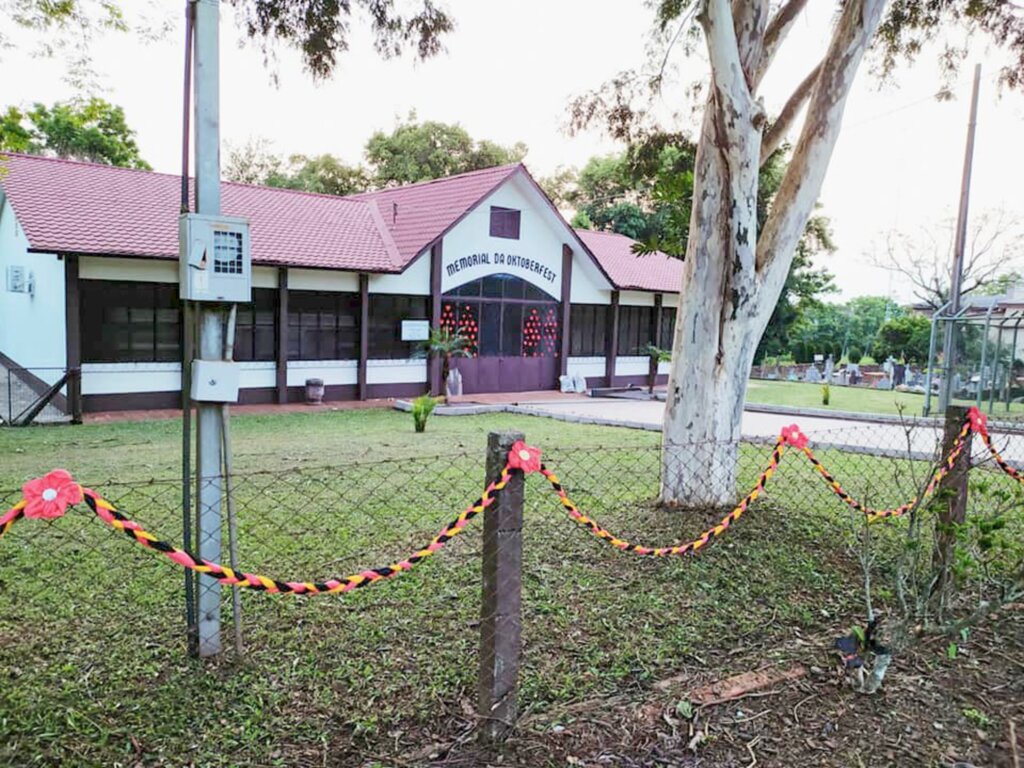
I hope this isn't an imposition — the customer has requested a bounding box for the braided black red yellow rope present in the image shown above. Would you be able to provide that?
[0,467,513,595]
[802,420,973,521]
[1,407,1018,590]
[539,438,784,556]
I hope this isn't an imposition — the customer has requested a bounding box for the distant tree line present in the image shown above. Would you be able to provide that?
[0,97,150,169]
[224,113,527,195]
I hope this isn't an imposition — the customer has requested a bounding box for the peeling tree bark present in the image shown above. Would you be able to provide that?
[660,0,888,507]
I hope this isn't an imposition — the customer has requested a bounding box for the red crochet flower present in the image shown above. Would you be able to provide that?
[780,424,808,449]
[22,469,83,520]
[508,441,542,474]
[967,406,988,436]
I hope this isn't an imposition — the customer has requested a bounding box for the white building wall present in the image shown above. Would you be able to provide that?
[81,257,281,292]
[288,268,359,292]
[441,177,568,300]
[80,256,177,283]
[0,196,66,384]
[253,266,278,289]
[369,252,430,294]
[568,250,611,303]
[619,290,656,307]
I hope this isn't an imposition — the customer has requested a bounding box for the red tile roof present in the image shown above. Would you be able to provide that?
[0,153,402,272]
[0,153,681,292]
[352,164,521,264]
[574,229,683,293]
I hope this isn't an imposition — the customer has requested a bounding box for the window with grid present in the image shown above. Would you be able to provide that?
[368,294,430,359]
[569,304,609,356]
[659,306,677,350]
[81,280,182,363]
[287,291,359,360]
[616,305,655,356]
[233,289,278,362]
[489,206,521,239]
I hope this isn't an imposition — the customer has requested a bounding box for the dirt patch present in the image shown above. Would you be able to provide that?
[366,610,1024,767]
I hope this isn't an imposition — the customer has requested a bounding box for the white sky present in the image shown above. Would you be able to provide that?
[2,1,1022,302]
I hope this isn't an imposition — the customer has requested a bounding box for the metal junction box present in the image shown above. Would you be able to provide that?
[179,213,252,303]
[190,360,241,403]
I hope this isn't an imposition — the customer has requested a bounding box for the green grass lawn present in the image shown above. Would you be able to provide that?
[745,379,1024,418]
[0,408,661,489]
[1,407,1020,766]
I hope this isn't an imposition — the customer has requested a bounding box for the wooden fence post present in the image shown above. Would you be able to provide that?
[478,430,525,745]
[69,367,83,424]
[935,405,971,600]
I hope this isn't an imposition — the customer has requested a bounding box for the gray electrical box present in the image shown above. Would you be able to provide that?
[179,213,252,303]
[191,360,241,403]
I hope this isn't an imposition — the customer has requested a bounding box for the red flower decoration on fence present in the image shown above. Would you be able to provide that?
[780,424,808,449]
[967,407,988,436]
[22,469,83,520]
[508,441,542,474]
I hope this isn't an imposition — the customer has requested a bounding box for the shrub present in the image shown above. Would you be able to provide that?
[848,347,863,364]
[821,383,830,406]
[411,393,438,433]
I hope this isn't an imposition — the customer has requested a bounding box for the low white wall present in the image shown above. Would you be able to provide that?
[81,363,181,395]
[567,356,605,380]
[287,360,357,387]
[615,356,649,377]
[81,361,276,395]
[238,362,277,388]
[367,358,427,384]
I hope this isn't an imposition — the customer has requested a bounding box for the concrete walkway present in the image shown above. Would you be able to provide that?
[519,398,1024,462]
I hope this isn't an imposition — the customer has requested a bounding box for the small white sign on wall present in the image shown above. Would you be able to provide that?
[401,320,430,342]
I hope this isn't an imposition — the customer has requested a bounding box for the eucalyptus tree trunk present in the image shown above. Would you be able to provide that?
[660,0,887,506]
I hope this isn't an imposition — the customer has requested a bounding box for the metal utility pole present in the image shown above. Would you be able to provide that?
[938,63,982,412]
[192,0,224,657]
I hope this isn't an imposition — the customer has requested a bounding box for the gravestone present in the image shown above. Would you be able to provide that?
[847,362,861,385]
[894,363,906,387]
[805,366,822,383]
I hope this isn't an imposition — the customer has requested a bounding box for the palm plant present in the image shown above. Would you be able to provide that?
[640,343,672,394]
[417,327,472,397]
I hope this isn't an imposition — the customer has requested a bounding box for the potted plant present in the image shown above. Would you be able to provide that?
[417,327,472,398]
[640,343,672,395]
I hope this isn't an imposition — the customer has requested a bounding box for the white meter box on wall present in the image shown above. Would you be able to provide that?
[179,213,252,302]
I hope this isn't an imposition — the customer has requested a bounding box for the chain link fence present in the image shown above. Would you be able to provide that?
[2,417,1023,764]
[0,366,74,426]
